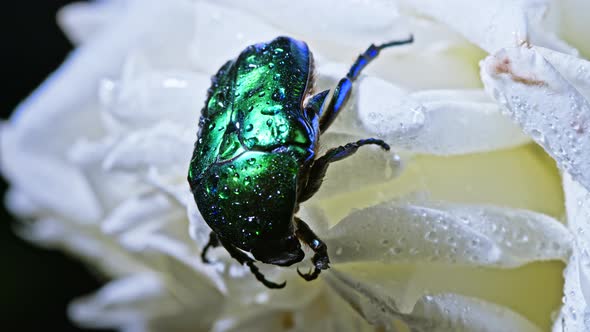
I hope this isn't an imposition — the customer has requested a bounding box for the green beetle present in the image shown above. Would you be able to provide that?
[188,36,413,288]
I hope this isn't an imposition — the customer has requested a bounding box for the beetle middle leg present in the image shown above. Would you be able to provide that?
[295,217,329,281]
[316,36,414,133]
[298,138,390,203]
[218,237,287,289]
[201,232,221,264]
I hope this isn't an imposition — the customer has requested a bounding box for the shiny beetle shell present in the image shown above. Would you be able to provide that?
[188,35,413,288]
[189,37,316,253]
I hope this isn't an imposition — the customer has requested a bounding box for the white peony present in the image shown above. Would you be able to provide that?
[2,0,588,331]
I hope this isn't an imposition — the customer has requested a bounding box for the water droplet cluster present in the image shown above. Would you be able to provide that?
[327,203,569,267]
[484,48,590,191]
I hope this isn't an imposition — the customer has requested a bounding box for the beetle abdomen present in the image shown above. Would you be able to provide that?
[191,151,299,249]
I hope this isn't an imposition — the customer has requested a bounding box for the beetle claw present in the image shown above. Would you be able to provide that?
[297,266,312,277]
[261,278,287,289]
[245,261,286,288]
[297,266,321,281]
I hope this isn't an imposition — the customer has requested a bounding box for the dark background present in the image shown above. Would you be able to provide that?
[2,2,107,331]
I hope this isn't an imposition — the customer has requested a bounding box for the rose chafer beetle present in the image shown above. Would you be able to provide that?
[188,35,413,288]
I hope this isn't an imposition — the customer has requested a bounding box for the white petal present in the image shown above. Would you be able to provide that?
[481,46,590,191]
[70,273,224,332]
[143,169,192,208]
[324,268,541,331]
[187,201,211,249]
[210,0,401,46]
[528,25,579,56]
[324,201,570,267]
[535,47,590,101]
[410,293,542,332]
[1,125,102,222]
[211,279,324,332]
[4,187,42,218]
[557,173,590,330]
[10,0,195,152]
[559,0,590,57]
[322,269,403,330]
[326,75,529,155]
[414,99,515,146]
[102,122,193,172]
[356,79,530,154]
[20,218,145,277]
[556,251,590,331]
[193,2,480,90]
[319,143,564,226]
[563,173,590,259]
[355,77,425,140]
[406,0,575,54]
[69,274,163,331]
[191,2,285,75]
[106,57,210,127]
[311,132,404,200]
[124,232,227,295]
[57,1,124,45]
[317,34,483,91]
[67,136,117,166]
[102,193,174,234]
[211,311,288,332]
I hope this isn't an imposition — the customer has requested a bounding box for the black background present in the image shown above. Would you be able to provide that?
[2,2,108,331]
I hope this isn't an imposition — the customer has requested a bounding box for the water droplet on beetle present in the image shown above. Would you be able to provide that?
[268,63,275,69]
[261,105,282,115]
[245,124,254,132]
[258,91,266,97]
[271,88,286,101]
[266,119,274,126]
[246,137,258,145]
[247,158,256,165]
[277,124,287,133]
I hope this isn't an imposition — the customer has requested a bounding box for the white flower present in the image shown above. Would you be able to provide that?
[1,0,584,331]
[475,1,590,330]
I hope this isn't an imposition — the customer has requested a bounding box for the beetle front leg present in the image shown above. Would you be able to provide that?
[218,237,287,289]
[298,138,390,202]
[319,36,414,133]
[295,217,329,281]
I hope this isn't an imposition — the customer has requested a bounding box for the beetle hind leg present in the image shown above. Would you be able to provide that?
[295,217,330,281]
[218,237,286,289]
[318,35,413,133]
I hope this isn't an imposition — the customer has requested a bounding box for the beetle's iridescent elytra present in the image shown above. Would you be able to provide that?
[188,36,413,288]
